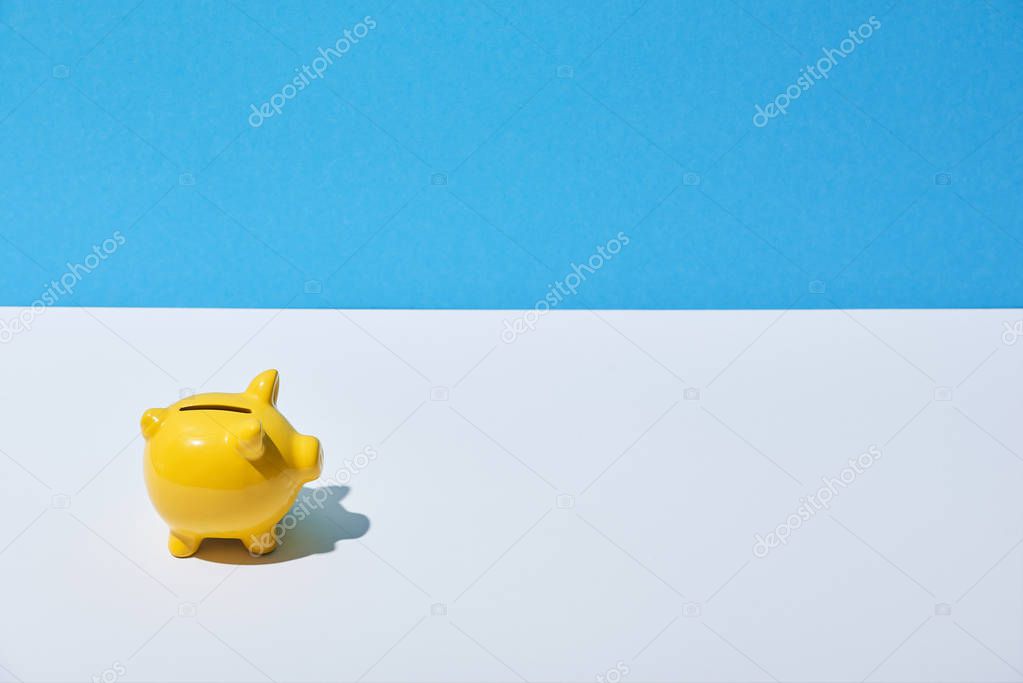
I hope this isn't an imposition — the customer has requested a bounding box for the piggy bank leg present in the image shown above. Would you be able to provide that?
[168,530,202,558]
[243,529,277,556]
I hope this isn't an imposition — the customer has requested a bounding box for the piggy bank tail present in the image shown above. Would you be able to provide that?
[140,408,166,439]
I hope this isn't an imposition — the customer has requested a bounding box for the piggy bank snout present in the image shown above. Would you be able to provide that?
[294,434,323,478]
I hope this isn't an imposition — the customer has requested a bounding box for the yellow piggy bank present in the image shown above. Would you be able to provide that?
[141,369,322,557]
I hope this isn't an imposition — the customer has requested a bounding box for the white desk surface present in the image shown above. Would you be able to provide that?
[0,307,1020,682]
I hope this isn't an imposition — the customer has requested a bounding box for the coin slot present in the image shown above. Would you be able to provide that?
[179,405,252,413]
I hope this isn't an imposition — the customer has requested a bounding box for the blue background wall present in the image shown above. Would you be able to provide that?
[1,0,1021,309]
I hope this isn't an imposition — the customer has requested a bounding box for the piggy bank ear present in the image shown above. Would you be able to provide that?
[246,369,279,405]
[233,418,265,461]
[140,408,165,439]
